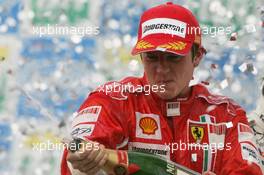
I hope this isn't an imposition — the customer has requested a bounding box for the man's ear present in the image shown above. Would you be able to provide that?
[193,48,204,67]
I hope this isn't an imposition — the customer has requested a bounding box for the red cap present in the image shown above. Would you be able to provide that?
[131,2,203,56]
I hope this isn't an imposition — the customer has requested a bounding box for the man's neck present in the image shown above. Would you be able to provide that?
[175,86,192,100]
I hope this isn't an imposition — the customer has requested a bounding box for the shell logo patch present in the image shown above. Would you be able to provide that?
[158,41,186,51]
[135,112,161,140]
[139,117,158,135]
[136,40,154,49]
[191,126,204,143]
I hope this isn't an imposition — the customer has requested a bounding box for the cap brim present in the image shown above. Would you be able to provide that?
[131,35,193,56]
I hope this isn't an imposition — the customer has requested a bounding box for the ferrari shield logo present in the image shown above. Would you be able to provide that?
[191,126,204,143]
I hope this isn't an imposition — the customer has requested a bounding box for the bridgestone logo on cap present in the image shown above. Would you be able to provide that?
[142,18,187,38]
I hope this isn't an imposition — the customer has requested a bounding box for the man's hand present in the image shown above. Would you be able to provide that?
[66,141,108,175]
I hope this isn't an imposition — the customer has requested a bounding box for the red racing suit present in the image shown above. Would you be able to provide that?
[61,76,264,175]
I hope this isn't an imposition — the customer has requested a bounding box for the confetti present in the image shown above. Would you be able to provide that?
[220,79,229,89]
[210,63,218,69]
[244,24,257,33]
[239,63,247,72]
[230,32,237,41]
[226,122,233,128]
[239,62,258,75]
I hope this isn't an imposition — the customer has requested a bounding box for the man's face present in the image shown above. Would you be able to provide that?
[141,51,196,100]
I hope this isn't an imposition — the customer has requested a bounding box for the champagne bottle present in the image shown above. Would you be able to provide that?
[69,138,200,175]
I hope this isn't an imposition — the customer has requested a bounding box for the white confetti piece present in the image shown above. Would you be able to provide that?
[220,79,228,89]
[191,153,197,162]
[226,122,233,128]
[244,24,256,33]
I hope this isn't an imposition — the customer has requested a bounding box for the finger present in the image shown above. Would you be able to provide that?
[71,141,97,160]
[80,146,107,172]
[68,142,103,172]
[82,155,107,174]
[76,142,94,158]
[98,153,108,167]
[67,151,87,162]
[86,144,106,166]
[70,153,96,171]
[78,150,101,171]
[69,153,93,170]
[71,161,81,170]
[77,142,101,165]
[85,166,101,175]
[93,146,106,164]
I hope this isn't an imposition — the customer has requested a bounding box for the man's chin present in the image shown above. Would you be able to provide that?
[154,91,176,100]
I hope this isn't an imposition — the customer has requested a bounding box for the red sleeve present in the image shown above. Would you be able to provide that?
[61,149,71,175]
[61,91,130,175]
[71,92,130,148]
[219,109,263,175]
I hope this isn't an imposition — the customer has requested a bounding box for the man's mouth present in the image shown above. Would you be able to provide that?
[156,80,173,84]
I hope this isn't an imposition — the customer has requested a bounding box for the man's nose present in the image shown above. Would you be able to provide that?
[156,58,170,74]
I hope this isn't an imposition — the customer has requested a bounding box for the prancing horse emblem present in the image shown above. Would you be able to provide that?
[191,126,204,143]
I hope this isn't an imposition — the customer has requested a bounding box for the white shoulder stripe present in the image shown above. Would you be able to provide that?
[72,106,102,127]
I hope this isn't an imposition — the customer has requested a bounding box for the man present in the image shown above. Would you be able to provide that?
[61,2,263,175]
[249,81,264,157]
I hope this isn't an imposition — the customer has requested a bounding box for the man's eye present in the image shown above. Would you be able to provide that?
[166,55,183,61]
[146,55,158,61]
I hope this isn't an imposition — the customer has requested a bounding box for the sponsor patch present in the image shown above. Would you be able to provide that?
[191,126,204,143]
[199,114,216,124]
[71,124,95,138]
[241,143,262,168]
[72,106,102,127]
[141,18,187,38]
[188,119,226,145]
[128,142,170,159]
[166,102,180,116]
[136,112,161,140]
[238,123,257,146]
[208,123,226,148]
[139,117,158,135]
[187,120,209,144]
